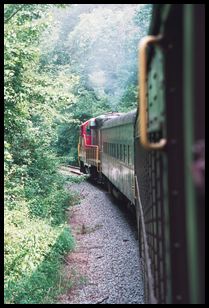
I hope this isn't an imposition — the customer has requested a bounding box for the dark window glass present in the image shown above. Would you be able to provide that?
[86,126,91,135]
[113,144,115,157]
[124,145,126,163]
[116,144,119,158]
[120,144,122,160]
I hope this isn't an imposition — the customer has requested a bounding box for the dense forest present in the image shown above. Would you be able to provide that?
[4,4,152,304]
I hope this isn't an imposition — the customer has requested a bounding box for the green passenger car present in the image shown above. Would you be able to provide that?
[135,4,205,304]
[100,110,136,204]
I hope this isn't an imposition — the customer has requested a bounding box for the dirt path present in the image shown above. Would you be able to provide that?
[58,180,144,304]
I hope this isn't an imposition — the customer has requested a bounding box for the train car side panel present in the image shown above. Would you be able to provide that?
[135,4,205,304]
[101,111,136,204]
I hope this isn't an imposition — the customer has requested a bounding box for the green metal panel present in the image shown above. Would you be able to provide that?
[148,47,165,133]
[135,4,204,304]
[101,116,135,203]
[183,5,199,304]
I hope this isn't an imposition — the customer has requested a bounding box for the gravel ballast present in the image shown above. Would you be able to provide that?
[59,180,144,304]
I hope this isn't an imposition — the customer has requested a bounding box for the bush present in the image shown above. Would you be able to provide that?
[4,207,75,304]
[4,145,76,303]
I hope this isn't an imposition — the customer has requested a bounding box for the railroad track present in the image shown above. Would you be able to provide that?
[59,165,84,176]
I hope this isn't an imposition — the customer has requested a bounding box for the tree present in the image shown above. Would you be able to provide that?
[4,4,75,304]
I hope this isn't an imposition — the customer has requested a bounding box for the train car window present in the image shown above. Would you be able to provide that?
[128,145,130,165]
[103,142,106,153]
[124,145,126,163]
[120,144,122,161]
[86,126,91,135]
[92,129,98,145]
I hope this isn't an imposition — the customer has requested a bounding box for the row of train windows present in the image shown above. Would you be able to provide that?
[103,142,132,165]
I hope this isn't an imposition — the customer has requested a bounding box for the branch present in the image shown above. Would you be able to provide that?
[4,4,25,24]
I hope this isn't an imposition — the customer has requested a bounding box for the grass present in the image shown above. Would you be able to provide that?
[4,169,80,304]
[4,163,87,304]
[64,174,88,184]
[59,169,88,184]
[4,204,75,304]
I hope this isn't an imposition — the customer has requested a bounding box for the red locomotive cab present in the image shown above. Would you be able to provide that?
[80,118,97,146]
[80,121,91,145]
[78,118,100,173]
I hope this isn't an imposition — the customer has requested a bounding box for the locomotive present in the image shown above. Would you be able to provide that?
[78,4,205,304]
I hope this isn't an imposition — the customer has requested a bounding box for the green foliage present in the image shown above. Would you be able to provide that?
[4,209,74,304]
[4,4,76,304]
[55,83,110,160]
[119,84,138,112]
[63,174,88,184]
[134,4,153,32]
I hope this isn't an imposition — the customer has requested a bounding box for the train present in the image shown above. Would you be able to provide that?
[77,4,205,304]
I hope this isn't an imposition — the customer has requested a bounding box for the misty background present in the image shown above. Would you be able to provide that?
[40,4,152,111]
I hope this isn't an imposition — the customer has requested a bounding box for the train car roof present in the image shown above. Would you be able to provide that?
[101,109,137,129]
[95,112,123,128]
